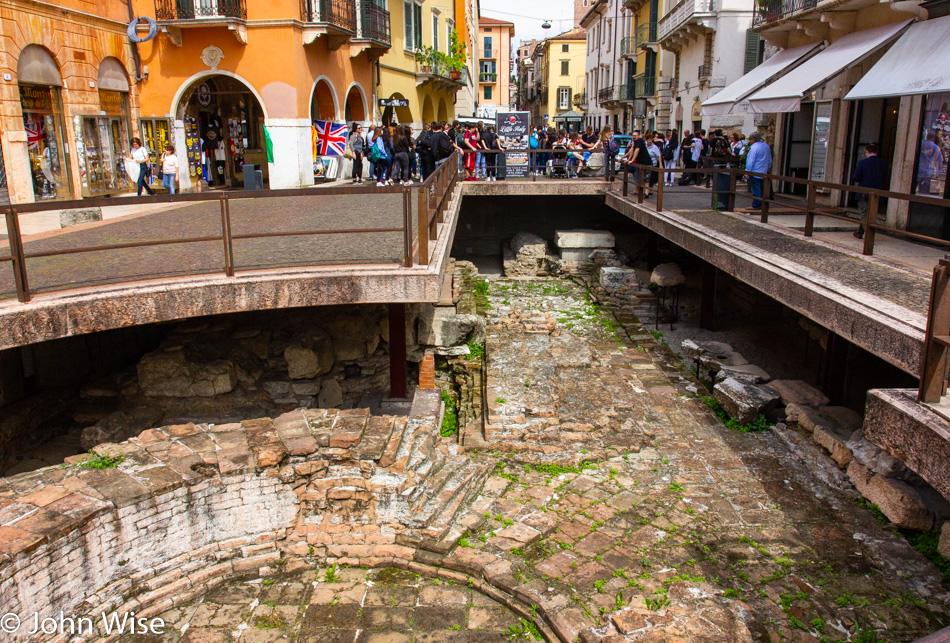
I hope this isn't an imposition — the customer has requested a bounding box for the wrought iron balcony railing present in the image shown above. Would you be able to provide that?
[620,36,636,58]
[356,1,390,44]
[155,0,246,20]
[301,0,357,31]
[598,86,615,104]
[635,75,656,97]
[636,21,658,47]
[698,64,710,79]
[573,92,588,107]
[752,0,817,26]
[480,72,498,82]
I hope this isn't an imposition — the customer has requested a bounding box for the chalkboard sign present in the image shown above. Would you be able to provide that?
[495,112,530,178]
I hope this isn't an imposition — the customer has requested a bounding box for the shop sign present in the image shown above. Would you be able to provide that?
[99,90,128,115]
[19,85,54,112]
[378,98,410,107]
[495,112,530,178]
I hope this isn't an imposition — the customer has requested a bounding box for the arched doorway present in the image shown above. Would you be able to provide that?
[438,98,449,124]
[176,74,266,188]
[381,93,412,126]
[17,44,71,201]
[77,57,133,197]
[344,85,366,122]
[422,96,435,125]
[310,78,338,122]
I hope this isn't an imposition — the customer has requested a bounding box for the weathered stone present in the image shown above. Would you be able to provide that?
[765,380,830,408]
[417,308,481,348]
[317,380,344,409]
[292,381,321,396]
[137,350,237,398]
[848,432,911,479]
[940,522,950,560]
[554,229,615,249]
[813,424,855,456]
[504,232,556,277]
[598,267,636,291]
[713,377,781,425]
[714,363,770,384]
[794,405,836,435]
[864,475,934,530]
[650,263,685,287]
[60,207,102,228]
[819,406,863,433]
[284,330,334,379]
[333,336,368,362]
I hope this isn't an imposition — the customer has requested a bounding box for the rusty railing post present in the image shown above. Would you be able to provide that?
[417,185,429,265]
[920,259,950,403]
[220,195,235,276]
[637,166,645,204]
[863,193,879,256]
[760,174,770,224]
[5,207,30,303]
[622,163,629,197]
[402,186,412,267]
[656,174,664,212]
[726,169,736,212]
[804,182,816,237]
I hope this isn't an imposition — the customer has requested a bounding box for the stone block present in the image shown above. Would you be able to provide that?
[599,267,636,291]
[559,248,594,264]
[794,405,835,435]
[713,377,781,425]
[940,522,950,560]
[813,424,855,456]
[317,379,344,409]
[765,380,830,408]
[714,363,770,384]
[60,207,102,228]
[819,406,863,433]
[554,229,615,249]
[285,330,334,380]
[650,263,685,287]
[848,432,911,479]
[864,476,933,530]
[417,307,481,348]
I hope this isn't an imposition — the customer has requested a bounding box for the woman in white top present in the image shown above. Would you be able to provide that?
[161,144,179,194]
[127,137,155,196]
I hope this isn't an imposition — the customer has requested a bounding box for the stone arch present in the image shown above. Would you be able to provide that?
[310,76,339,122]
[438,97,449,123]
[170,70,269,120]
[96,56,130,92]
[422,95,435,124]
[344,83,367,122]
[16,44,63,87]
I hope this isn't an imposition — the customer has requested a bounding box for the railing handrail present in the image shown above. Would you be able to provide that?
[658,0,714,41]
[155,0,247,20]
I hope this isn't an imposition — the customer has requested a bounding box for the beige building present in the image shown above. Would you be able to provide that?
[476,17,514,118]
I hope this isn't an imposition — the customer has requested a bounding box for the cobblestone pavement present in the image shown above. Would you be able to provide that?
[128,567,528,642]
[0,191,413,298]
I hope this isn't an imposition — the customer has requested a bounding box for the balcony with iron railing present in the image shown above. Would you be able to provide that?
[416,59,467,90]
[752,0,818,26]
[155,0,246,20]
[657,0,715,43]
[698,64,710,80]
[353,1,391,46]
[479,72,498,83]
[598,86,615,105]
[301,0,357,31]
[636,21,658,48]
[635,74,656,97]
[620,36,636,58]
[573,92,588,108]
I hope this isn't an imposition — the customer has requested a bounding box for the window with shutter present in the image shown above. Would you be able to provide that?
[744,30,763,74]
[404,2,413,50]
[414,3,423,50]
[561,60,569,76]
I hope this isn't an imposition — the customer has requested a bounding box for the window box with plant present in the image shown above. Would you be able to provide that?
[415,45,436,73]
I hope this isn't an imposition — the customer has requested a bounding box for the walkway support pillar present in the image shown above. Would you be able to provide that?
[388,303,408,400]
[700,263,717,331]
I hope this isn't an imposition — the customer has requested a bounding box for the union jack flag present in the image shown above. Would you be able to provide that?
[25,118,43,149]
[312,120,348,157]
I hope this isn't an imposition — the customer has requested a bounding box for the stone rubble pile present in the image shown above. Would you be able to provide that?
[503,232,562,277]
[685,338,950,533]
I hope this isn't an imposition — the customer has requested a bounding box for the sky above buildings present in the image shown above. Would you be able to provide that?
[480,0,577,47]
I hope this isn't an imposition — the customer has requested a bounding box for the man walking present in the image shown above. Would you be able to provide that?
[851,143,889,239]
[744,132,772,210]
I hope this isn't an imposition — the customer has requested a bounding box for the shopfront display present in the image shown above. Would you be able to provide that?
[76,90,133,197]
[19,84,71,201]
[140,117,173,183]
[909,91,950,239]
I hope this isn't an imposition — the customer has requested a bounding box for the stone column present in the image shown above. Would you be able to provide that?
[887,94,922,230]
[264,118,316,190]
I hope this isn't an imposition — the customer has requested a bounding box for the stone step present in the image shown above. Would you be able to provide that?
[418,463,492,550]
[329,411,370,449]
[407,450,461,512]
[416,460,487,528]
[387,418,433,472]
[378,417,409,468]
[350,416,396,461]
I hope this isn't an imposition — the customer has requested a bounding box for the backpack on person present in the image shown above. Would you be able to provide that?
[711,136,732,159]
[662,142,675,162]
[529,133,539,149]
[605,137,620,156]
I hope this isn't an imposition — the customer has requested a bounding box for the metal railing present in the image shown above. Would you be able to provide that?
[752,0,818,26]
[0,152,461,304]
[479,72,498,82]
[155,0,246,20]
[658,0,715,41]
[635,75,656,97]
[698,64,710,79]
[356,1,390,44]
[573,92,588,108]
[620,36,636,57]
[598,86,617,104]
[636,21,658,47]
[618,159,950,260]
[416,59,466,84]
[301,0,357,31]
[921,258,950,404]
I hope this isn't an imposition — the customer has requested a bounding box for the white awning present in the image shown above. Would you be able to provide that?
[701,43,822,116]
[846,16,950,100]
[746,20,912,113]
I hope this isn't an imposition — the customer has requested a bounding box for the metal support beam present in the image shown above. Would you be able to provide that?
[388,303,408,400]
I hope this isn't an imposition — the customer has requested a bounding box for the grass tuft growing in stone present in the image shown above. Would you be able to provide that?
[76,450,124,469]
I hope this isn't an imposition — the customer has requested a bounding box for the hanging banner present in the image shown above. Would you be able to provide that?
[184,116,201,178]
[496,111,530,179]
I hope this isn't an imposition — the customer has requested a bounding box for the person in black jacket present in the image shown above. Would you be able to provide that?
[851,143,889,239]
[433,122,456,167]
[417,123,435,180]
[391,126,414,185]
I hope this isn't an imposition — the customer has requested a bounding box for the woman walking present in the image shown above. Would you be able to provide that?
[349,123,364,184]
[374,127,394,186]
[128,137,154,196]
[160,144,178,194]
[392,126,414,185]
[645,132,661,196]
[600,126,618,181]
[663,129,679,186]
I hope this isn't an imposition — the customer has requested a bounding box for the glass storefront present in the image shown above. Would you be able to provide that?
[75,90,133,197]
[20,84,71,201]
[909,91,950,240]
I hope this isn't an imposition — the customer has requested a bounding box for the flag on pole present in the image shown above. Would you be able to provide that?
[312,120,348,158]
[264,125,274,163]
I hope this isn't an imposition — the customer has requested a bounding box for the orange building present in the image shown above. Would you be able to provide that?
[0,0,140,204]
[130,0,390,191]
[476,17,514,117]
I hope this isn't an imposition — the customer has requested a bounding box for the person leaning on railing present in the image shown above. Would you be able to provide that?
[744,132,772,210]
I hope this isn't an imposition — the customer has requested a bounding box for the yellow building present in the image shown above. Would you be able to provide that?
[534,29,587,130]
[376,0,470,127]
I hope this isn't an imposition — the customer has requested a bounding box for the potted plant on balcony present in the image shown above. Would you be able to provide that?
[415,46,435,73]
[447,29,467,80]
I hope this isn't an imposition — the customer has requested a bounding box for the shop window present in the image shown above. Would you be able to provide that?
[20,85,71,201]
[74,90,133,197]
[908,92,950,239]
[140,118,173,181]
